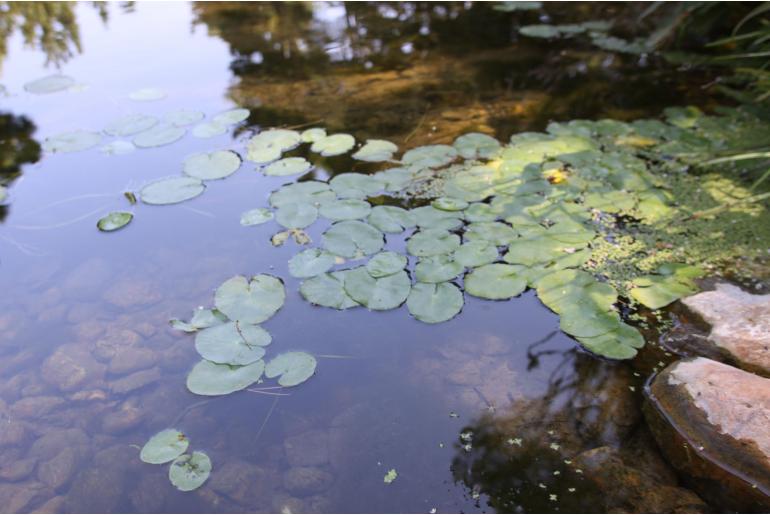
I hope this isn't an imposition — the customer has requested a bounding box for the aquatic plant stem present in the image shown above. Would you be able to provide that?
[253,396,279,444]
[684,190,770,220]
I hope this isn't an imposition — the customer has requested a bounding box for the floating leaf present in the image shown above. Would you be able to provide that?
[129,88,166,101]
[311,133,355,156]
[265,352,317,387]
[24,74,75,94]
[453,241,498,268]
[170,308,227,332]
[415,255,463,283]
[183,150,241,180]
[322,220,384,258]
[186,359,265,396]
[319,199,372,221]
[300,271,360,309]
[384,469,398,484]
[100,140,136,155]
[411,206,463,230]
[289,249,337,278]
[140,177,205,205]
[269,181,335,208]
[247,129,301,163]
[164,109,204,126]
[240,208,274,226]
[374,167,414,191]
[212,108,249,126]
[97,211,133,232]
[276,203,318,229]
[368,205,415,233]
[465,264,527,300]
[195,321,271,366]
[352,139,398,162]
[465,222,518,246]
[301,128,326,143]
[453,133,501,159]
[192,122,227,139]
[169,452,212,492]
[432,197,469,212]
[43,130,101,153]
[133,125,186,147]
[576,322,644,360]
[366,251,407,278]
[263,157,312,177]
[329,173,383,199]
[629,274,697,309]
[214,275,285,324]
[104,114,158,137]
[343,267,411,310]
[407,229,460,257]
[401,144,457,169]
[140,429,189,464]
[407,282,464,324]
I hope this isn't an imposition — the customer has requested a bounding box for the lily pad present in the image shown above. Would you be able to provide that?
[214,275,285,324]
[366,251,407,278]
[301,128,326,143]
[247,129,301,163]
[264,157,312,177]
[407,282,464,324]
[240,208,274,226]
[100,140,136,155]
[140,429,189,464]
[43,130,101,153]
[311,133,355,156]
[170,308,227,332]
[329,173,383,199]
[368,205,415,233]
[407,229,461,257]
[374,167,414,191]
[319,199,372,221]
[352,139,398,162]
[265,352,317,387]
[464,222,518,246]
[140,177,205,205]
[300,271,360,309]
[169,452,212,492]
[195,321,271,366]
[453,133,501,159]
[164,109,205,126]
[269,181,335,208]
[276,203,318,229]
[24,74,75,94]
[411,206,463,230]
[629,274,697,309]
[415,255,463,283]
[453,241,498,268]
[212,108,250,126]
[343,267,411,310]
[97,211,133,232]
[133,125,186,148]
[401,144,457,169]
[322,220,384,258]
[464,264,527,300]
[432,197,469,212]
[289,249,337,278]
[464,203,499,222]
[183,150,241,180]
[191,122,227,139]
[104,114,158,137]
[129,88,166,101]
[186,359,265,396]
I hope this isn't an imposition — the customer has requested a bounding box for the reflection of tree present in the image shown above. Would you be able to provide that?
[0,2,81,69]
[0,112,41,221]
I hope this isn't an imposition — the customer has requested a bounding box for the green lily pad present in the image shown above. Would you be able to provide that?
[265,352,317,387]
[43,130,102,153]
[367,205,415,233]
[453,133,501,159]
[343,267,411,310]
[559,309,622,338]
[629,275,696,309]
[407,229,461,257]
[411,206,463,230]
[464,264,527,300]
[401,144,457,169]
[133,125,186,147]
[300,271,360,309]
[366,251,407,278]
[170,308,227,332]
[415,255,463,283]
[407,282,464,324]
[319,199,372,221]
[374,167,414,191]
[212,108,250,125]
[322,220,384,258]
[183,150,241,180]
[453,241,498,268]
[100,140,136,155]
[169,452,212,492]
[240,208,274,226]
[24,74,75,94]
[140,177,205,205]
[264,157,313,177]
[289,249,337,278]
[503,237,570,267]
[104,114,158,137]
[195,321,271,366]
[247,129,301,163]
[269,181,335,208]
[191,121,227,138]
[384,469,398,484]
[432,197,469,212]
[576,322,644,360]
[301,128,326,143]
[275,203,318,229]
[519,24,562,38]
[352,139,398,162]
[186,359,265,396]
[329,173,383,199]
[97,211,133,232]
[465,222,518,246]
[214,275,285,324]
[311,133,355,156]
[129,88,166,101]
[164,109,204,126]
[140,429,189,464]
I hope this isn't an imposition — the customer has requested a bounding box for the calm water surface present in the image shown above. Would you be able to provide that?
[0,2,718,513]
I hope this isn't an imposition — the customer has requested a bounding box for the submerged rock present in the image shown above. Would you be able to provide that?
[102,278,162,308]
[109,367,161,395]
[645,357,770,512]
[0,457,37,482]
[284,429,330,468]
[682,283,770,376]
[283,466,334,495]
[41,343,106,392]
[208,459,276,505]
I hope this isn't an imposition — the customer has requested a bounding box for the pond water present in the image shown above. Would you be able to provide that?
[0,2,722,513]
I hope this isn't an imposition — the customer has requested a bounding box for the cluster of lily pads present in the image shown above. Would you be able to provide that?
[139,429,211,492]
[517,18,652,55]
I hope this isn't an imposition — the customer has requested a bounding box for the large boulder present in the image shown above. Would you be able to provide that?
[682,283,770,376]
[644,357,770,512]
